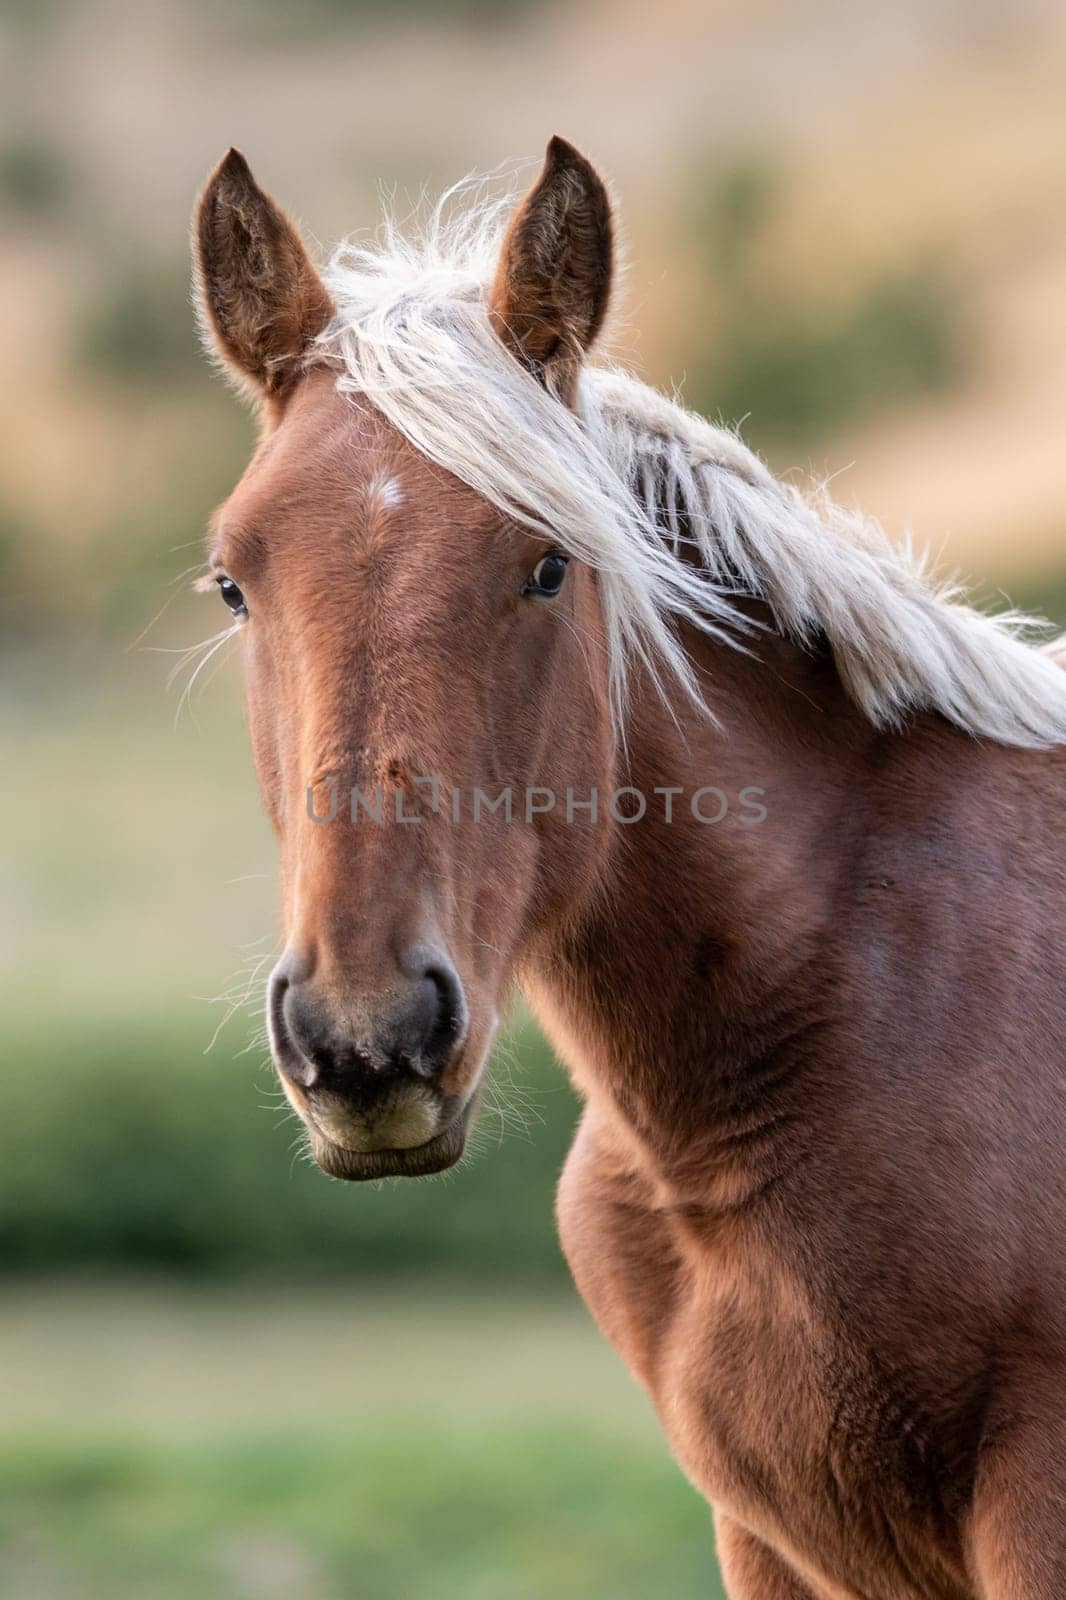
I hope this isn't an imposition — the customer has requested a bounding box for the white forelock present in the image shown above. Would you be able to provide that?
[314,177,1066,749]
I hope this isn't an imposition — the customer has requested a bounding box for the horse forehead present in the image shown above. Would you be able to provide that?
[243,383,486,550]
[249,402,408,516]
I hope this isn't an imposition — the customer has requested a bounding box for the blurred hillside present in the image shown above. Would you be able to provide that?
[2,0,1066,644]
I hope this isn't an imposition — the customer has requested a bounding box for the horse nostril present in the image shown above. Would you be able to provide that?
[267,961,319,1089]
[413,961,466,1077]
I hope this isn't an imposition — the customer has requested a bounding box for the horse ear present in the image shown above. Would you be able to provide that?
[194,149,333,399]
[489,136,614,402]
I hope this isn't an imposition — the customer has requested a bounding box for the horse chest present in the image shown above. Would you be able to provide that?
[654,1236,836,1535]
[558,1130,971,1600]
[559,1131,831,1508]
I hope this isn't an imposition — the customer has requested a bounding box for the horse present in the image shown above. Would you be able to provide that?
[192,137,1066,1597]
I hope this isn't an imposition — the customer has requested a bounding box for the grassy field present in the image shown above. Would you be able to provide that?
[0,1285,723,1600]
[1,1424,720,1600]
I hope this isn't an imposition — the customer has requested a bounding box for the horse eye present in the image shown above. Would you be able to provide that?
[217,575,248,619]
[524,552,569,599]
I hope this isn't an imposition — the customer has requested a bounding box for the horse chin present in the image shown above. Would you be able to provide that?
[308,1097,475,1182]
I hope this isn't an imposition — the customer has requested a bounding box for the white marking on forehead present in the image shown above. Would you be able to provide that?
[367,472,405,513]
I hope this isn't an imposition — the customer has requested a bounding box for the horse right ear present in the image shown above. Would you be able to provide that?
[489,136,614,404]
[194,149,333,401]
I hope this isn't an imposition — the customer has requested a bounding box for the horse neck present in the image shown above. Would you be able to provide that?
[524,611,880,1194]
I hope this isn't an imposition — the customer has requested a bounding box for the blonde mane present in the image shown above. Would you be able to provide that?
[315,178,1066,749]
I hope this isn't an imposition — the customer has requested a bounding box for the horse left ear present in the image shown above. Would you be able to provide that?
[489,136,614,403]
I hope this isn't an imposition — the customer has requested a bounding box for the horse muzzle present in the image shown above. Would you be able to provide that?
[266,943,479,1180]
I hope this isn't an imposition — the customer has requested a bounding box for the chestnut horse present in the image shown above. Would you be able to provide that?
[193,139,1066,1597]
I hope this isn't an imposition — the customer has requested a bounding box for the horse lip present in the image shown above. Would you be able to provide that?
[308,1095,475,1182]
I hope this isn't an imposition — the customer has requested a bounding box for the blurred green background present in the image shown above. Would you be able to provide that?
[3,0,1066,1594]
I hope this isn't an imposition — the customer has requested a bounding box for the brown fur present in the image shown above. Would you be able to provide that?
[194,143,1066,1597]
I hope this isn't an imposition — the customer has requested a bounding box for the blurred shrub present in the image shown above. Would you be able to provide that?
[704,268,962,444]
[213,0,545,43]
[0,1013,580,1282]
[1006,565,1066,630]
[687,157,966,447]
[695,155,779,285]
[0,137,70,218]
[0,499,43,643]
[79,256,203,387]
[0,499,23,586]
